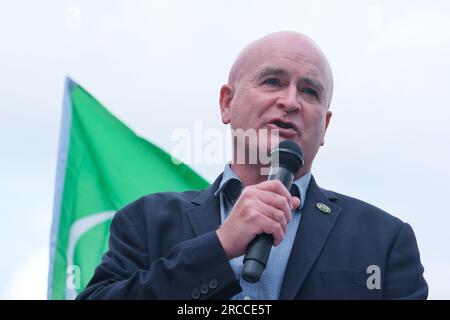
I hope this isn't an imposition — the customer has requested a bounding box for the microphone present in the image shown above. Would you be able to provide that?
[242,140,304,283]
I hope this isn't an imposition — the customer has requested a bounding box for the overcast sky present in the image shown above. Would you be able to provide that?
[1,0,449,299]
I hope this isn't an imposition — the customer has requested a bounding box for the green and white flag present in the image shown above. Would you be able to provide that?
[48,77,209,299]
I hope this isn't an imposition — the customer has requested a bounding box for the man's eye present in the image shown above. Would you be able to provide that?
[262,78,281,86]
[301,88,318,98]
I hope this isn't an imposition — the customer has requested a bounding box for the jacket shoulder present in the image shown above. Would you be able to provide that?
[319,186,404,227]
[114,189,206,225]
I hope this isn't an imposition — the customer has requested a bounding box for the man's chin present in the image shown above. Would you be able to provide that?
[231,127,301,165]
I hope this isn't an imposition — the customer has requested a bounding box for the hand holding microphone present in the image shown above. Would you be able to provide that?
[216,140,304,282]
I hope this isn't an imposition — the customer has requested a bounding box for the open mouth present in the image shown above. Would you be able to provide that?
[266,119,298,138]
[271,120,294,130]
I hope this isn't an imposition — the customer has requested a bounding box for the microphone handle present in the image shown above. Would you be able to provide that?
[242,166,294,283]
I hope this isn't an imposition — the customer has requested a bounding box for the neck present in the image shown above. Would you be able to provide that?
[230,163,312,187]
[230,163,266,186]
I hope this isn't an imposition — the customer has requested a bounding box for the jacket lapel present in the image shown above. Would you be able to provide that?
[185,174,223,237]
[279,176,342,299]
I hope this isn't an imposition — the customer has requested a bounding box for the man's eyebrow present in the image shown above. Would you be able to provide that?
[254,67,288,81]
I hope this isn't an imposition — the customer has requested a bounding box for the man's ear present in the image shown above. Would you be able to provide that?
[219,84,233,124]
[320,111,332,146]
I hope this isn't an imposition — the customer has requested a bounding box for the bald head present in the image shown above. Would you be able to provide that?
[228,31,333,108]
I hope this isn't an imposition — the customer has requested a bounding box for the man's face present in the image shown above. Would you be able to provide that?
[220,37,332,175]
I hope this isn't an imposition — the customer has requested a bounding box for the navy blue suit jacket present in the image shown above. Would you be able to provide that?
[78,175,428,300]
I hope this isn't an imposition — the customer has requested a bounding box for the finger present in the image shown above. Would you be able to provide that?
[255,190,292,224]
[258,214,285,246]
[255,180,292,202]
[291,196,301,210]
[255,199,287,232]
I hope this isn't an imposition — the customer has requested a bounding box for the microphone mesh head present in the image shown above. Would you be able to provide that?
[270,140,304,175]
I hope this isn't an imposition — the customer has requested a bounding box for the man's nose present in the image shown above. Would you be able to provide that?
[276,85,301,112]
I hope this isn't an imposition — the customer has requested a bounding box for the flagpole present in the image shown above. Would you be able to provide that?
[47,76,75,299]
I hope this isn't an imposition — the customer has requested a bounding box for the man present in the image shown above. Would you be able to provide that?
[78,31,428,300]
